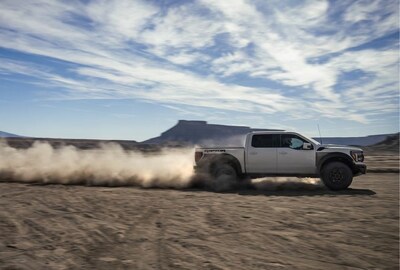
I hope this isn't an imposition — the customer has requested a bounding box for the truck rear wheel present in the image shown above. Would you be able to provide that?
[211,163,238,191]
[321,161,353,190]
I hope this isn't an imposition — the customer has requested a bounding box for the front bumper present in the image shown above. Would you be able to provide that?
[354,164,367,176]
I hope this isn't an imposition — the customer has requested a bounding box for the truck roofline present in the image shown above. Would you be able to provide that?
[250,130,289,134]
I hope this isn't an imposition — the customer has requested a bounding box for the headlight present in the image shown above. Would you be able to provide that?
[351,151,364,162]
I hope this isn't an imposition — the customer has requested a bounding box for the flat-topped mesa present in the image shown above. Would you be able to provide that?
[159,120,251,143]
[144,120,279,144]
[177,120,207,125]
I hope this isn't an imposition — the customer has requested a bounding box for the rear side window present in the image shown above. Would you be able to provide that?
[251,134,279,148]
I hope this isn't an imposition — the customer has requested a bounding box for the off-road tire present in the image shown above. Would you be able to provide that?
[210,163,238,191]
[321,161,353,190]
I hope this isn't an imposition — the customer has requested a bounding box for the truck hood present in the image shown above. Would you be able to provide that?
[317,144,363,151]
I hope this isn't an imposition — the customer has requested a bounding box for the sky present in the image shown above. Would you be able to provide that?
[0,0,399,141]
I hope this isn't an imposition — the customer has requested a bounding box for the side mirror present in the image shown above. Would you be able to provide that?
[303,142,313,150]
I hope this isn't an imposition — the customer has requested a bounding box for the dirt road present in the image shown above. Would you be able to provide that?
[0,174,398,269]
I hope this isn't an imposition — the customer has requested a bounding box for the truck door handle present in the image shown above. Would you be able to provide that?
[249,152,258,155]
[279,151,287,155]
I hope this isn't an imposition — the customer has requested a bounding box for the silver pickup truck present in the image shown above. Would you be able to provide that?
[194,131,366,190]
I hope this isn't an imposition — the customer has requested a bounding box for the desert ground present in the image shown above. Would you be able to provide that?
[0,173,398,270]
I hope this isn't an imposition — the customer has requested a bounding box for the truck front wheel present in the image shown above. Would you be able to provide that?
[321,161,353,190]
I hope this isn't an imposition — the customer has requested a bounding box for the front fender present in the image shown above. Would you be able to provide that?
[317,152,356,172]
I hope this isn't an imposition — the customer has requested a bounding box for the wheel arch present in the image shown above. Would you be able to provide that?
[208,154,243,176]
[318,152,356,174]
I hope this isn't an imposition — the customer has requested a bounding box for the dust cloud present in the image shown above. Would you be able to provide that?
[0,141,323,191]
[0,141,194,188]
[251,177,323,191]
[198,176,323,192]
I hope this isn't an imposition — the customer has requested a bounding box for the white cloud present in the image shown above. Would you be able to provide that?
[139,3,222,57]
[0,0,398,126]
[85,0,158,42]
[344,0,383,23]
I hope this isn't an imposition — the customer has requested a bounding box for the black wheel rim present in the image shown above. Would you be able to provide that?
[329,167,344,183]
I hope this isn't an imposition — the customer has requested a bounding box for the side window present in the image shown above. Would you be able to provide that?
[281,134,307,150]
[251,134,279,148]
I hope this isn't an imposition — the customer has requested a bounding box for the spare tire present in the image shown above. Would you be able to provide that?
[321,161,353,190]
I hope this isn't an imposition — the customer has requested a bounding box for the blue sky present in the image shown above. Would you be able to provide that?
[0,0,399,141]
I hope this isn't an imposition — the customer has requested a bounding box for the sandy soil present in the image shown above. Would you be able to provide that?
[0,174,398,270]
[364,154,399,173]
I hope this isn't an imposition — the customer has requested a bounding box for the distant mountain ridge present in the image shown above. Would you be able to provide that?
[2,122,397,147]
[314,134,397,146]
[365,133,399,152]
[143,120,397,147]
[0,131,20,138]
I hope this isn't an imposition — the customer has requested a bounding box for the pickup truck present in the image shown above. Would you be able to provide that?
[194,131,366,190]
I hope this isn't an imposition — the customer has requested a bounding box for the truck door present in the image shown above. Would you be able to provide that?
[277,134,316,174]
[246,134,279,173]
